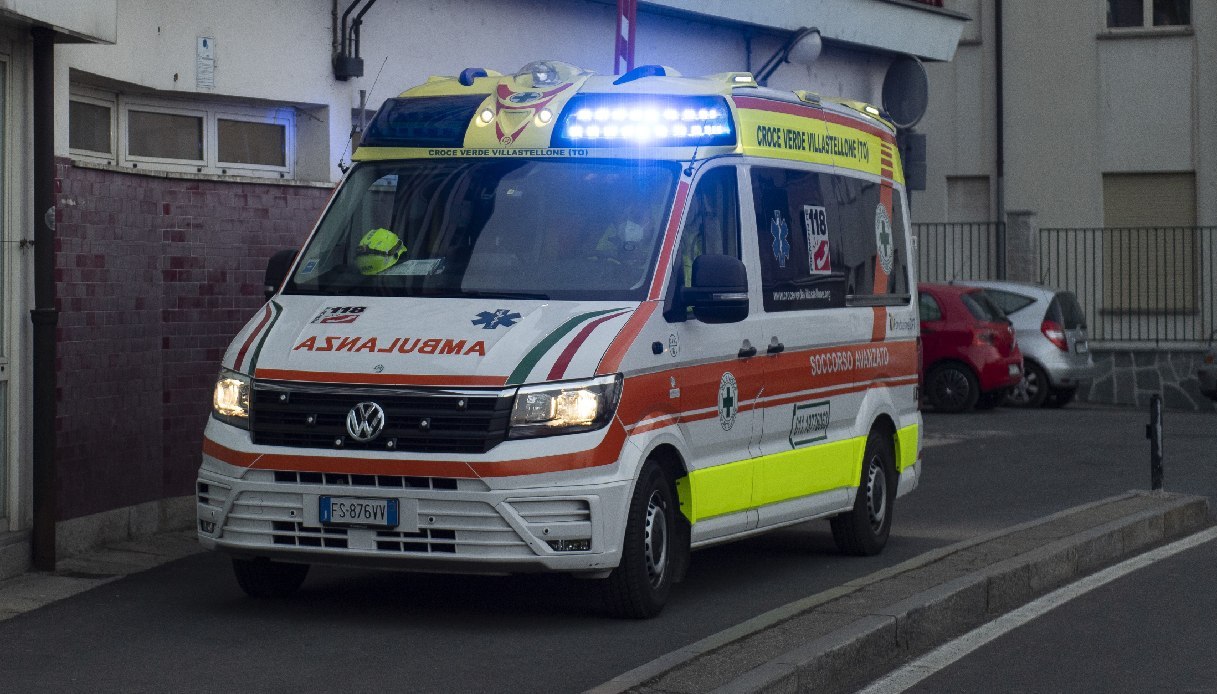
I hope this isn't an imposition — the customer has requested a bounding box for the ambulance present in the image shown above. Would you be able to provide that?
[197,60,921,618]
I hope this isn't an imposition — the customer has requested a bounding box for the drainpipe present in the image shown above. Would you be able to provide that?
[994,0,1006,278]
[31,26,58,570]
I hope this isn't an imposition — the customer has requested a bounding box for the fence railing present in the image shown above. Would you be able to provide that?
[1039,226,1217,346]
[913,222,1003,283]
[914,222,1217,346]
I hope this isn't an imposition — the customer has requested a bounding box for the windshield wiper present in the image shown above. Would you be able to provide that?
[463,290,551,300]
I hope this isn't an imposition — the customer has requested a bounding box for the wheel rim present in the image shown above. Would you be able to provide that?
[643,489,669,588]
[1009,368,1039,404]
[865,455,888,532]
[933,368,971,410]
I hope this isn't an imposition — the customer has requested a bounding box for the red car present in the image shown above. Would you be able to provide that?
[918,282,1023,413]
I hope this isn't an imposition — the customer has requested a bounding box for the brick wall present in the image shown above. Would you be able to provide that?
[54,158,333,520]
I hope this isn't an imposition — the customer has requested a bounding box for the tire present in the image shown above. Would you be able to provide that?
[232,558,309,598]
[1004,361,1049,408]
[975,389,1006,410]
[831,429,896,556]
[1046,386,1077,408]
[603,462,683,619]
[926,363,980,413]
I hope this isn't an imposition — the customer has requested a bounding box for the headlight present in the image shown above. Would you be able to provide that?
[508,374,622,439]
[212,369,251,429]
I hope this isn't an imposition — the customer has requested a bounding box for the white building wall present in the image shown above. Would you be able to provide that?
[919,0,1215,228]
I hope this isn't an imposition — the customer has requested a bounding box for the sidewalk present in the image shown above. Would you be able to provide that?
[0,530,202,622]
[589,490,1210,694]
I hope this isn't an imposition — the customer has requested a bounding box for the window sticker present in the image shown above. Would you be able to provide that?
[875,204,894,275]
[770,210,791,268]
[382,258,444,276]
[804,205,831,275]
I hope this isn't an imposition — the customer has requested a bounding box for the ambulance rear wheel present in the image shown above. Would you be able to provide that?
[603,462,680,619]
[830,429,895,556]
[232,558,309,598]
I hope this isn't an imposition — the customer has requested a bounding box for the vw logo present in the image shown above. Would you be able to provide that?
[345,402,386,443]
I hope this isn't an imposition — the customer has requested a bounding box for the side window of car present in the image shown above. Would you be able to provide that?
[750,166,845,312]
[918,292,942,321]
[678,166,741,289]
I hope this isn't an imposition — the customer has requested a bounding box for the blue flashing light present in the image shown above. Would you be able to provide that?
[553,94,735,148]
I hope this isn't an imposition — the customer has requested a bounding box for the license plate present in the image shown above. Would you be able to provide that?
[320,496,399,528]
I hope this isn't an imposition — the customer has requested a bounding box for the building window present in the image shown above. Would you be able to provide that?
[68,97,114,156]
[218,117,287,168]
[69,86,295,179]
[1106,0,1190,28]
[127,108,204,162]
[1101,172,1197,313]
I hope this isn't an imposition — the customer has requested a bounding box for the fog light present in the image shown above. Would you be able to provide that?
[547,539,590,552]
[199,520,216,533]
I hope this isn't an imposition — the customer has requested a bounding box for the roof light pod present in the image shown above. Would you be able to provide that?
[516,60,585,88]
[553,94,735,148]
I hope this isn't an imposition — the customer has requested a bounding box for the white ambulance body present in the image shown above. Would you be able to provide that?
[198,61,921,617]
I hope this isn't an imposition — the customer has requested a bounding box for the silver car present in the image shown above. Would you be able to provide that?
[960,281,1096,407]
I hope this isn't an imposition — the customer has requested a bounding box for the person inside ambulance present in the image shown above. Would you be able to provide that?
[354,227,407,275]
[591,196,658,287]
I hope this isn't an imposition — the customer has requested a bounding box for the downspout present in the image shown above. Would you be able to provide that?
[994,0,1006,278]
[31,26,58,570]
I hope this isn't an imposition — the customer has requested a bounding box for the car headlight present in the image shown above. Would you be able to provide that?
[212,369,251,429]
[508,374,622,439]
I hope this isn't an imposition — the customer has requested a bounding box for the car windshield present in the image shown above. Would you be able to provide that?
[286,159,679,301]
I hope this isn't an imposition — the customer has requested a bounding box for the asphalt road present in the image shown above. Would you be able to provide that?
[889,529,1217,693]
[0,404,1213,693]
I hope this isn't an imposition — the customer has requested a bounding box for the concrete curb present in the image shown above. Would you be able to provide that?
[590,490,1210,694]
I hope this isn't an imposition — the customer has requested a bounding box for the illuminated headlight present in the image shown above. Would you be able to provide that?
[508,374,622,439]
[554,95,735,148]
[212,369,251,429]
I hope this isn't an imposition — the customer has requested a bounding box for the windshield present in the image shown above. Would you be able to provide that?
[287,159,679,300]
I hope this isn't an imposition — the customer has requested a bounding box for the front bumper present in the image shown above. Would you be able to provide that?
[197,459,632,575]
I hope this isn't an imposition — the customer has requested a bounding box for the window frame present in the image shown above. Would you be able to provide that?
[213,109,295,175]
[67,89,118,161]
[1104,0,1192,31]
[121,100,208,170]
[69,85,296,179]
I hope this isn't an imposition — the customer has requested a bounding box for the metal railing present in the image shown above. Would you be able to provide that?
[1039,226,1217,345]
[913,222,1003,283]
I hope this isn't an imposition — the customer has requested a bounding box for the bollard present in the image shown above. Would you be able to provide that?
[1145,394,1163,490]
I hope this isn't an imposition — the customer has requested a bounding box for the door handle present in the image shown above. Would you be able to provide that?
[738,342,757,359]
[767,340,785,355]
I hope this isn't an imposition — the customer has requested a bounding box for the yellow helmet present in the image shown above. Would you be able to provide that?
[355,227,405,275]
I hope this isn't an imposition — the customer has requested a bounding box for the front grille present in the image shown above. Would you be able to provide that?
[221,490,532,558]
[250,381,514,453]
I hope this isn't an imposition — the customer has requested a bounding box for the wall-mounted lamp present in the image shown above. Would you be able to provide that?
[756,27,822,87]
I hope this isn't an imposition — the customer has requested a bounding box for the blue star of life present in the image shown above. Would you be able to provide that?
[472,308,522,329]
[771,211,791,268]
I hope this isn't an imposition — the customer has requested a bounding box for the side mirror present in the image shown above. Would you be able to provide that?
[264,249,297,300]
[684,254,748,324]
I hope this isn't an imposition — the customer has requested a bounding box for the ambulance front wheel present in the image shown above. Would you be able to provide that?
[232,557,310,598]
[602,462,683,619]
[830,429,895,556]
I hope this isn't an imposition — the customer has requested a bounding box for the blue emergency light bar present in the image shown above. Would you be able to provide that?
[552,94,736,148]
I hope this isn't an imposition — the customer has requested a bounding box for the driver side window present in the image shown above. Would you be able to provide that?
[678,166,741,289]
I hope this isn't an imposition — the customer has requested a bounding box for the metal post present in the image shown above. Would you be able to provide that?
[1145,394,1163,491]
